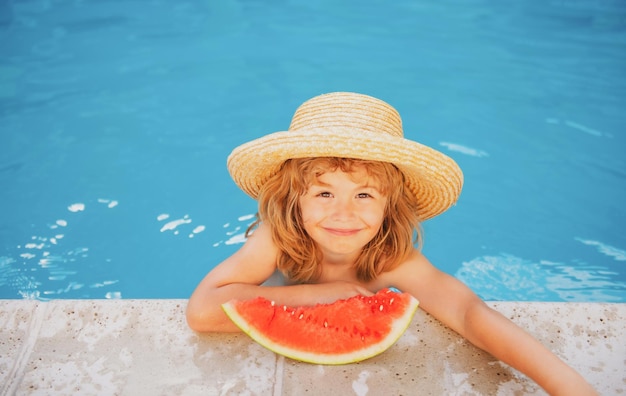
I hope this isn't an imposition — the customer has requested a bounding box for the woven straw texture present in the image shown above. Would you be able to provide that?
[227,92,463,221]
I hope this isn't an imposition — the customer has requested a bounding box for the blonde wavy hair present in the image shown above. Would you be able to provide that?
[246,157,422,283]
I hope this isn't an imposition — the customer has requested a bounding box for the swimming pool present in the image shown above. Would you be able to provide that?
[1,0,625,302]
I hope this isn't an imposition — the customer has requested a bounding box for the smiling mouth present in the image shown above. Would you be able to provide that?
[323,227,360,236]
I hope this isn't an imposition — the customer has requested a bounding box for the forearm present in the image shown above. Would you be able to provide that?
[463,304,597,395]
[186,282,322,333]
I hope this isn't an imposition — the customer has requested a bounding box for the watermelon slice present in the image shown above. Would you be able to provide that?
[221,288,419,365]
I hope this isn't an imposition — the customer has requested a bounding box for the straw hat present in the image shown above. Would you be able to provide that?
[227,92,463,220]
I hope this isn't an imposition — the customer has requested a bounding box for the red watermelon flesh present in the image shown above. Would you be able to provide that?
[221,288,419,365]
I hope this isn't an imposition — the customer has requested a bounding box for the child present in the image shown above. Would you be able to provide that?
[187,92,597,395]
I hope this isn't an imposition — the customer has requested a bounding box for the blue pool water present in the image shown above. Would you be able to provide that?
[1,0,625,301]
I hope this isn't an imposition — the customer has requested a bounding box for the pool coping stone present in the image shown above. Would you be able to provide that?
[1,300,624,395]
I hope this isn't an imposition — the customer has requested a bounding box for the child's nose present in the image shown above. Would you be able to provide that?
[331,198,356,220]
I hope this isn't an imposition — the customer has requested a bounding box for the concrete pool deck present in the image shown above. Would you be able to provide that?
[0,300,624,395]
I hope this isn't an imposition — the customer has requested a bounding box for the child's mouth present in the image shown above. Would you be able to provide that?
[323,227,360,236]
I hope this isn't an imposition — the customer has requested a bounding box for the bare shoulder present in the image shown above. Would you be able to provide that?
[375,249,482,321]
[203,221,279,286]
[231,221,279,270]
[237,221,278,257]
[376,249,437,285]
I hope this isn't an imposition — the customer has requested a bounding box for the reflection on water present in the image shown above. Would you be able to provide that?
[575,238,626,262]
[0,199,122,300]
[439,142,489,158]
[456,249,626,302]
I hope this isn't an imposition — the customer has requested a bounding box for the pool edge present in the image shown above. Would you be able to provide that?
[0,300,624,395]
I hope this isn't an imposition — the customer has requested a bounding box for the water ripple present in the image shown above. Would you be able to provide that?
[456,253,626,302]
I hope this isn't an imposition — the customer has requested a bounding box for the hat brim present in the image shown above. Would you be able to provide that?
[227,128,463,220]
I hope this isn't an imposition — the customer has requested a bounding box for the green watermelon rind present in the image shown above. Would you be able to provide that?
[222,290,419,365]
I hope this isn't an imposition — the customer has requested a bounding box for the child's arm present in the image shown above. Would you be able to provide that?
[386,250,598,396]
[186,222,371,332]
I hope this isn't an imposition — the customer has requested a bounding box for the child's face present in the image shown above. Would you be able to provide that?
[299,165,387,263]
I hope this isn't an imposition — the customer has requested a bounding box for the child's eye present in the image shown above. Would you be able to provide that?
[357,193,372,199]
[318,192,332,198]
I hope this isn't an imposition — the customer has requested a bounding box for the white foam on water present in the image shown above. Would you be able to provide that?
[226,226,241,236]
[160,216,191,232]
[105,291,122,299]
[188,225,206,238]
[214,213,259,246]
[157,213,170,221]
[67,203,85,212]
[224,233,246,245]
[238,214,255,221]
[97,198,118,208]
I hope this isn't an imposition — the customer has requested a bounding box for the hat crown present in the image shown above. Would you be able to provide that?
[288,92,404,138]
